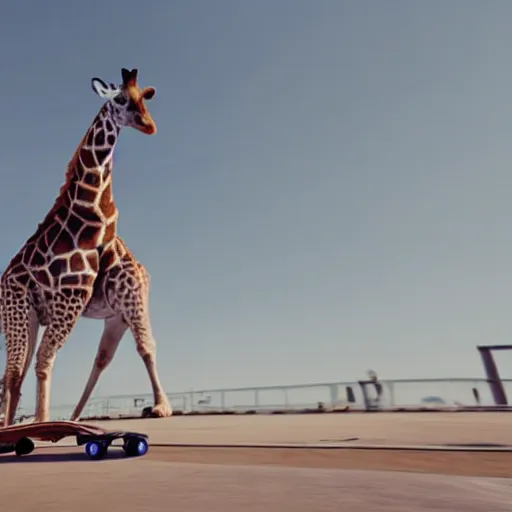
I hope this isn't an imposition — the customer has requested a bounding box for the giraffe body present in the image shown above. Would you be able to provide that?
[0,69,172,426]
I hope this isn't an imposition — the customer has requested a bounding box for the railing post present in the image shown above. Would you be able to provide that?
[387,381,395,407]
[329,384,339,406]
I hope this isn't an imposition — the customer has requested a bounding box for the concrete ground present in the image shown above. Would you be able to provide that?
[2,412,512,511]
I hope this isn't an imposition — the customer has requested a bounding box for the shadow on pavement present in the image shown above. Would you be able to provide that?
[0,449,129,463]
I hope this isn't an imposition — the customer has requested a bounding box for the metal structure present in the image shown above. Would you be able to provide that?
[359,370,384,411]
[477,344,512,405]
[34,376,512,420]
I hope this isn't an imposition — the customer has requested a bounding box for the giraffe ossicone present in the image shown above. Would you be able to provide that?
[0,67,172,426]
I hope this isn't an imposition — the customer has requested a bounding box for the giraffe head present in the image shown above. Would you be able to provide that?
[91,68,157,135]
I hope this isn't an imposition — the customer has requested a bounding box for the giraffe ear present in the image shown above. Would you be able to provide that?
[142,87,156,100]
[91,77,121,99]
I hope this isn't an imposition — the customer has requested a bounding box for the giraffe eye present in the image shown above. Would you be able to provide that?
[113,95,127,106]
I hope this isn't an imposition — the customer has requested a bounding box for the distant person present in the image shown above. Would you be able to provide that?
[367,370,383,406]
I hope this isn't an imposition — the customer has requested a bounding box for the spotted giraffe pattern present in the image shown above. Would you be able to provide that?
[0,68,172,426]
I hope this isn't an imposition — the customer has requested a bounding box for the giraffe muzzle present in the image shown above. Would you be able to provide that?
[135,116,157,135]
[142,122,157,135]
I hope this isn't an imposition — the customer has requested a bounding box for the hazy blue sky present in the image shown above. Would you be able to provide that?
[1,0,512,407]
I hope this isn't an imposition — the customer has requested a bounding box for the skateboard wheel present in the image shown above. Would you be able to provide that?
[85,441,107,460]
[15,437,35,456]
[123,437,148,457]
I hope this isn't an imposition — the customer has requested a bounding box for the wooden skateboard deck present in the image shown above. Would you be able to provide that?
[0,420,149,459]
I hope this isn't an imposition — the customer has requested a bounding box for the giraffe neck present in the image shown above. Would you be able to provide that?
[2,104,125,293]
[55,104,121,234]
[66,103,120,196]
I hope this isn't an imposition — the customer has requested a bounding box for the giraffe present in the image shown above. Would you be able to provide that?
[0,68,172,426]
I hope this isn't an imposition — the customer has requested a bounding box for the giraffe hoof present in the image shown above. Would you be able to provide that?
[150,403,173,418]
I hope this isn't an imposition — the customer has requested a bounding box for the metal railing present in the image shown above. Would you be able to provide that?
[19,377,512,421]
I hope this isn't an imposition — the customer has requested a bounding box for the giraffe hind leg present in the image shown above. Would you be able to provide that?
[70,314,128,421]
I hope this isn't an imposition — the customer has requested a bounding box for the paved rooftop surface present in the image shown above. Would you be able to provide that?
[2,412,512,511]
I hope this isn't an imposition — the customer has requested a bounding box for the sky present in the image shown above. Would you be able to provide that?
[1,0,512,408]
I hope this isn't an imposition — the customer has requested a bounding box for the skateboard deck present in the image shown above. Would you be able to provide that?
[0,420,149,460]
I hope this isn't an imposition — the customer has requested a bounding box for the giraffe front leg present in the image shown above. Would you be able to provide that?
[70,314,128,421]
[34,326,69,423]
[34,291,88,423]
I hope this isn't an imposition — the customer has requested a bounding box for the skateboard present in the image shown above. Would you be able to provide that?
[0,420,149,460]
